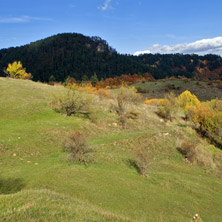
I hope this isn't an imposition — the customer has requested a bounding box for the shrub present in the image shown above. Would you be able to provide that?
[157,92,178,121]
[178,90,200,110]
[165,83,176,90]
[177,140,214,167]
[63,131,93,165]
[136,86,149,93]
[206,99,222,111]
[186,101,222,148]
[129,146,150,177]
[97,88,110,100]
[117,86,138,103]
[4,61,32,79]
[144,98,165,106]
[135,147,149,177]
[112,86,139,128]
[51,89,93,117]
[186,102,222,137]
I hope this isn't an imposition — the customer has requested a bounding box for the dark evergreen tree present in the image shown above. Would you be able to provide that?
[82,75,89,82]
[49,75,56,82]
[90,73,99,86]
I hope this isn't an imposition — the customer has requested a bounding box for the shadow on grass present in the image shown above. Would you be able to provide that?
[0,177,25,194]
[177,123,188,128]
[125,159,141,174]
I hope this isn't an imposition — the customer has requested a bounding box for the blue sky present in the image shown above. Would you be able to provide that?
[1,0,222,55]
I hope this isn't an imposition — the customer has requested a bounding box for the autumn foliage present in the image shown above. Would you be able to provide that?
[186,100,222,137]
[177,91,222,145]
[97,73,154,88]
[178,90,200,109]
[5,61,32,80]
[144,98,165,106]
[144,89,222,146]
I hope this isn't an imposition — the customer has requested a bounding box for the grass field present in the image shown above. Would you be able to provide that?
[133,80,222,101]
[0,77,222,221]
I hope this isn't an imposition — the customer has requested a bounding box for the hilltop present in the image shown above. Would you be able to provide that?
[0,33,146,82]
[0,78,222,221]
[0,33,222,82]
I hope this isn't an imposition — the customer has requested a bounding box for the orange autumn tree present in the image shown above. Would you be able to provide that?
[5,61,32,79]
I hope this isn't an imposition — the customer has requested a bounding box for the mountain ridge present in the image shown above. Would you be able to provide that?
[0,32,222,82]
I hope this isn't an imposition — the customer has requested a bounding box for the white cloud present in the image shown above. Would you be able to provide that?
[0,16,52,23]
[134,37,222,56]
[98,0,112,11]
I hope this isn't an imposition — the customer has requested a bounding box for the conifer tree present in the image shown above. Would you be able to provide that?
[90,73,98,86]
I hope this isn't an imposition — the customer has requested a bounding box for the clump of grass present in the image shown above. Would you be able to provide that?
[63,131,93,165]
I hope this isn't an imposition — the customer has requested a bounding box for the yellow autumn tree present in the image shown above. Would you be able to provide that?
[5,61,32,79]
[178,90,200,109]
[178,90,200,120]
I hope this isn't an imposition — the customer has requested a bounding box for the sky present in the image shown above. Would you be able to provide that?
[0,0,222,55]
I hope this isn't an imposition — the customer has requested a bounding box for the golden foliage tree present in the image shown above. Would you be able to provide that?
[186,101,222,136]
[178,90,200,109]
[5,61,32,79]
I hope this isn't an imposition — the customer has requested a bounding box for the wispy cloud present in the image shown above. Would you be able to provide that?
[0,16,52,23]
[134,37,222,56]
[98,0,112,11]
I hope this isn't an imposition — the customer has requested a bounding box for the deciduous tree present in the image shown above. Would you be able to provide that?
[5,61,32,79]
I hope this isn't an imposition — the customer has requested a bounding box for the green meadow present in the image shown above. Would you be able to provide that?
[0,77,222,222]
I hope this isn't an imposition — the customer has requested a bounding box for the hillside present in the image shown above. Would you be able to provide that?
[136,53,222,80]
[0,189,129,221]
[0,78,222,221]
[0,33,147,82]
[0,33,222,82]
[134,80,222,101]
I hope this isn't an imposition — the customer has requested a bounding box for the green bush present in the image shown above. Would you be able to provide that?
[51,89,93,117]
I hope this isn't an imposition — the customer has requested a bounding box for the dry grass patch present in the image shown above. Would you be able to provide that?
[177,140,215,169]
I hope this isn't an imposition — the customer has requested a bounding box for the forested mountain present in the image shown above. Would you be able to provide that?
[136,53,222,80]
[0,33,222,82]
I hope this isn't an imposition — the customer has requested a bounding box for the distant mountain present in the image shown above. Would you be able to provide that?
[0,33,222,82]
[0,33,149,82]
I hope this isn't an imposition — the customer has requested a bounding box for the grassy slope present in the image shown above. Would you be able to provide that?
[0,78,222,222]
[134,80,222,101]
[0,189,130,222]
